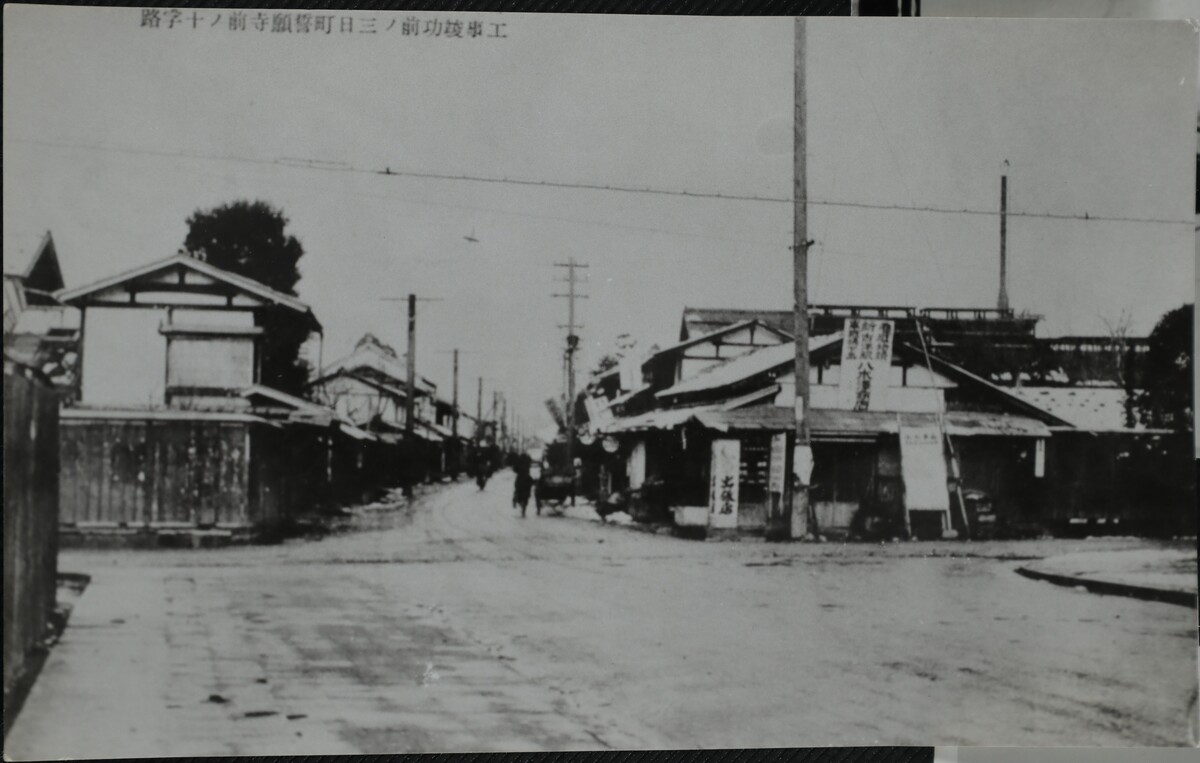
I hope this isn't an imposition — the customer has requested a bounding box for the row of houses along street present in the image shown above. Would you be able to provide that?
[4,7,1198,757]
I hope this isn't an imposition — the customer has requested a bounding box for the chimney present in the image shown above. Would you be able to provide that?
[998,173,1010,312]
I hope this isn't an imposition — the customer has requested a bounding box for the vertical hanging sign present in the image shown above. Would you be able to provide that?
[768,433,787,496]
[838,318,895,411]
[709,439,741,529]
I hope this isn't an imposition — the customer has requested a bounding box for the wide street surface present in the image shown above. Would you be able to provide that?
[6,475,1196,756]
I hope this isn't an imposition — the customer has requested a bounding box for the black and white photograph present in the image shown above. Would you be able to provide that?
[3,2,1198,757]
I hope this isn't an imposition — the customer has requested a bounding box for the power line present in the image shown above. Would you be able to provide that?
[12,136,1192,227]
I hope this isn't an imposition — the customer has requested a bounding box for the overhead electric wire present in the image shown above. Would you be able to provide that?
[12,135,1193,227]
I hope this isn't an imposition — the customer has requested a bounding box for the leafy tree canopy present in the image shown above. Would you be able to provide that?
[1134,303,1193,433]
[181,200,310,394]
[183,200,303,296]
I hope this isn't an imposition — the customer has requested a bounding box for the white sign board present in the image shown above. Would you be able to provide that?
[793,444,814,487]
[899,425,950,514]
[627,440,647,489]
[709,439,740,529]
[768,433,788,495]
[618,357,641,392]
[838,318,895,412]
[1035,438,1046,478]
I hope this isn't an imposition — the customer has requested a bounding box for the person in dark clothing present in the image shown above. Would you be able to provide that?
[513,454,534,517]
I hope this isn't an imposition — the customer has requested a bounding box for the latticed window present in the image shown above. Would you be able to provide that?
[739,436,771,504]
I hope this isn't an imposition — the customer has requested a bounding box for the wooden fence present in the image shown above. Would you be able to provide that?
[4,358,60,699]
[58,415,409,537]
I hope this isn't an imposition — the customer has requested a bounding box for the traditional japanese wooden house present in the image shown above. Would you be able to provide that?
[3,232,80,398]
[52,253,339,542]
[593,319,1069,540]
[310,334,452,483]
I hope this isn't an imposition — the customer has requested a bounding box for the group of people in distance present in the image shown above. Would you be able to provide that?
[476,452,541,517]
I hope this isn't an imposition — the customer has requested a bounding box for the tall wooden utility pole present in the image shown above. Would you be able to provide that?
[405,294,417,497]
[500,394,508,455]
[788,15,812,541]
[452,349,460,475]
[553,257,588,506]
[383,294,429,498]
[998,171,1010,311]
[476,376,484,471]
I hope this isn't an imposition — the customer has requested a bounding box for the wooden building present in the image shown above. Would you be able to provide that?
[3,232,80,398]
[52,254,340,541]
[309,334,454,484]
[591,315,1068,540]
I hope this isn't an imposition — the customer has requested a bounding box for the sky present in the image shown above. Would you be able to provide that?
[4,5,1196,432]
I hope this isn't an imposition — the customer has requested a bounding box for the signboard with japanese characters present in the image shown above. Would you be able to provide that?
[837,318,895,412]
[768,433,787,495]
[709,439,740,529]
[899,424,950,517]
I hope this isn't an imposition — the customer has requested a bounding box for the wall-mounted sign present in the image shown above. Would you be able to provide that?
[838,318,895,412]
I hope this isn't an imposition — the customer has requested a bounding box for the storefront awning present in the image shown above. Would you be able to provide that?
[692,407,1052,440]
[595,404,718,434]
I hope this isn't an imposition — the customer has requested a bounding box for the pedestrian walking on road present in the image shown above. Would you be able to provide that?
[513,453,533,517]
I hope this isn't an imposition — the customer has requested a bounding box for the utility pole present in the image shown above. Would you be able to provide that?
[787,15,812,541]
[452,349,459,435]
[553,257,588,506]
[405,294,417,498]
[998,170,1010,312]
[452,349,460,477]
[477,376,484,429]
[500,394,508,456]
[381,294,441,498]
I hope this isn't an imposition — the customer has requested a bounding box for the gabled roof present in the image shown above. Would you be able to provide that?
[310,368,410,401]
[912,346,1073,427]
[319,344,435,392]
[648,319,791,365]
[657,333,842,398]
[55,254,320,328]
[652,334,1073,428]
[5,232,64,288]
[680,307,792,340]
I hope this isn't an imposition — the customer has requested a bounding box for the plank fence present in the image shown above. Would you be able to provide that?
[3,357,60,701]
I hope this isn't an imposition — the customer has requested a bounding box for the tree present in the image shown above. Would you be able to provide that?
[592,354,620,375]
[1101,309,1136,428]
[1133,303,1193,433]
[182,200,310,394]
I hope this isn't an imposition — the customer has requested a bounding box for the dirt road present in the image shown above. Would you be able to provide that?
[6,475,1195,757]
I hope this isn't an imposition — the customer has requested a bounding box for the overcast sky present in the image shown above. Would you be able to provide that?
[5,6,1196,430]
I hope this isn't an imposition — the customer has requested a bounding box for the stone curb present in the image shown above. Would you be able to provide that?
[1015,565,1197,608]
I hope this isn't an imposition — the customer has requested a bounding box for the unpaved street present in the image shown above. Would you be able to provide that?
[6,476,1196,757]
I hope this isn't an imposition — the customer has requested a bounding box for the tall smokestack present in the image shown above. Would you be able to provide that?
[998,173,1010,312]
